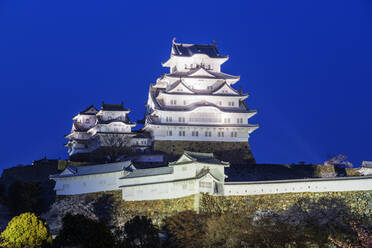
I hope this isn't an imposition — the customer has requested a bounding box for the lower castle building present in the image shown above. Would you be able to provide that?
[50,151,372,201]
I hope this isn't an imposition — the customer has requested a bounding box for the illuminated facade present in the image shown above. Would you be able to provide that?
[144,39,258,143]
[65,102,151,158]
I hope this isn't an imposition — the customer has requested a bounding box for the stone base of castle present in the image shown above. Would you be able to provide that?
[153,140,255,164]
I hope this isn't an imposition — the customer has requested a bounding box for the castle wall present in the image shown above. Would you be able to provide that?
[153,140,255,164]
[224,176,372,196]
[54,171,123,195]
[200,191,372,218]
[54,190,372,229]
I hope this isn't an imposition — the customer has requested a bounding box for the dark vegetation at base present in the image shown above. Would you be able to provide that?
[42,197,372,248]
[0,158,59,216]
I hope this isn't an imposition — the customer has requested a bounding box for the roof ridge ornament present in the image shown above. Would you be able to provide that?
[213,40,217,46]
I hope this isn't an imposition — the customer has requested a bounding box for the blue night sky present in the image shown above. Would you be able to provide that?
[0,0,371,171]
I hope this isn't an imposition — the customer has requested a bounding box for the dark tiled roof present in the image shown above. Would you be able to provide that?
[50,161,134,179]
[96,117,134,125]
[185,151,227,165]
[79,105,98,114]
[101,102,128,112]
[132,131,151,139]
[172,42,226,58]
[146,116,259,129]
[122,166,173,179]
[169,151,229,166]
[156,100,255,113]
[165,68,239,80]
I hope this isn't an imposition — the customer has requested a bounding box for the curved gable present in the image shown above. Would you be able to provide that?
[213,83,239,95]
[189,68,215,78]
[167,81,194,94]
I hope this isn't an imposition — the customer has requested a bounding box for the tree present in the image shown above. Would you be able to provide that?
[98,133,132,163]
[6,181,43,215]
[276,197,361,247]
[0,212,51,248]
[116,215,160,248]
[53,213,115,248]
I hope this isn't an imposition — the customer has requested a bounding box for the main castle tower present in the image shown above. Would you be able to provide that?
[144,39,258,164]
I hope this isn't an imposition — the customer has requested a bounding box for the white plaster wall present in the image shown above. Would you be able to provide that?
[224,176,372,196]
[76,115,97,130]
[151,125,251,142]
[121,173,174,187]
[172,164,196,180]
[122,179,199,201]
[357,168,372,176]
[54,171,123,195]
[99,111,128,121]
[161,94,242,109]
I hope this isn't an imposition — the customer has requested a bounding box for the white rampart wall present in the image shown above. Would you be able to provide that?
[54,171,122,195]
[224,176,372,196]
[122,179,199,201]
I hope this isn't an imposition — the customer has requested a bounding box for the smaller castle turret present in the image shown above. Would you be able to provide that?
[65,102,151,161]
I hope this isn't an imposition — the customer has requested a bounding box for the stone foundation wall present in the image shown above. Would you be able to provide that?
[153,140,255,164]
[55,190,372,229]
[200,191,372,218]
[56,190,197,227]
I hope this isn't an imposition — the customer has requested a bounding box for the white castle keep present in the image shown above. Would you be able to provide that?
[144,39,258,143]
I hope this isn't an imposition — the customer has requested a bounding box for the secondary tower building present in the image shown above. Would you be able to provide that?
[65,102,151,161]
[144,39,258,163]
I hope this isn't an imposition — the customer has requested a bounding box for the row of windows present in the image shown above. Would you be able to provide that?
[166,116,246,124]
[168,100,237,107]
[175,86,228,93]
[184,64,212,70]
[166,130,238,137]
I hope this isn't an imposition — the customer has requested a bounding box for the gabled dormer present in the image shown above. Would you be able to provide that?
[59,166,77,176]
[166,81,194,94]
[213,82,240,95]
[73,105,98,120]
[188,68,216,78]
[169,151,230,167]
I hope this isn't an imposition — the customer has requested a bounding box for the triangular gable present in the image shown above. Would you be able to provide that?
[213,83,239,95]
[169,153,194,166]
[188,68,215,78]
[198,171,222,182]
[167,81,194,94]
[81,105,98,114]
[84,107,98,114]
[59,166,76,176]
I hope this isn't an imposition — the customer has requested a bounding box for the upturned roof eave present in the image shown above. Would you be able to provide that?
[162,55,229,67]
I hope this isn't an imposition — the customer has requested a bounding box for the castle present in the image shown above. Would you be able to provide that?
[65,39,258,163]
[54,40,372,202]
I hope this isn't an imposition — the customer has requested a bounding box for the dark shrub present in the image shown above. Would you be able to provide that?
[53,213,115,248]
[115,215,160,248]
